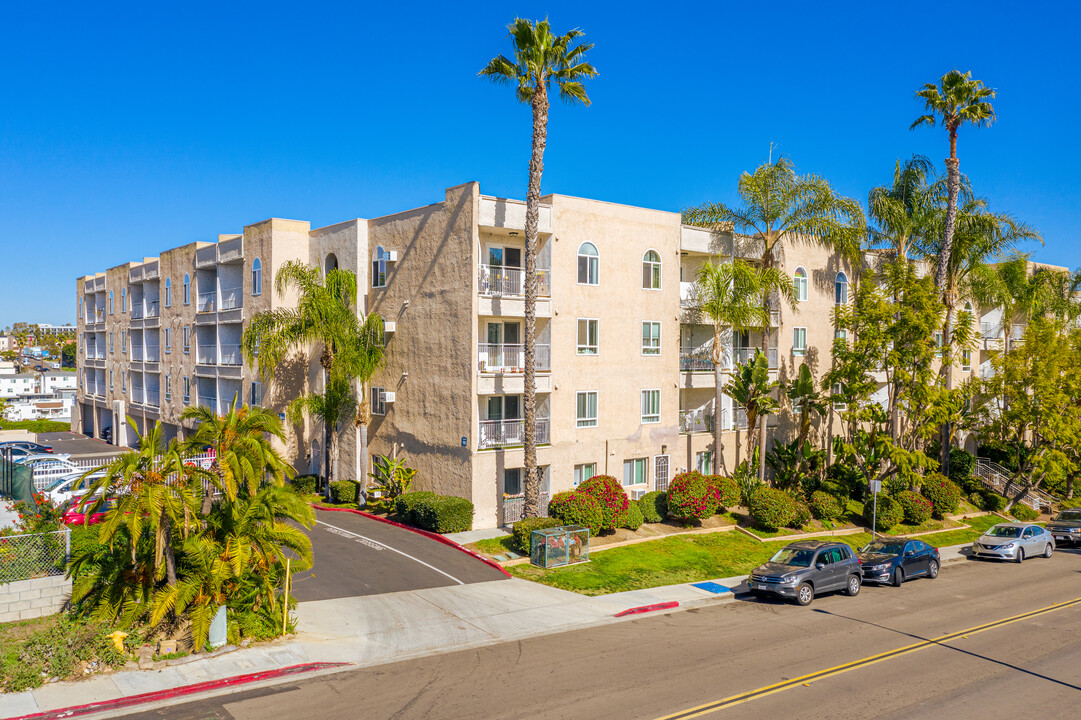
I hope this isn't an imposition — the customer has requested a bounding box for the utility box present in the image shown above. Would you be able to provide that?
[530,525,590,569]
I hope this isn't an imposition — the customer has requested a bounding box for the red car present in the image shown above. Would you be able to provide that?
[63,498,116,526]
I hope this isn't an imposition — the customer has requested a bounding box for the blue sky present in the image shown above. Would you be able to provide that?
[1,1,1078,328]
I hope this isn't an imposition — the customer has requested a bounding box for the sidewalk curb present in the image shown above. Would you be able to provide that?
[614,601,679,617]
[312,505,512,578]
[9,662,351,720]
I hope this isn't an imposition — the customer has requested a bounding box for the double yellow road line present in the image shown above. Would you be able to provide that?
[655,596,1081,719]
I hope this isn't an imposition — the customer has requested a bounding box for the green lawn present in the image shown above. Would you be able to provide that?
[474,536,516,555]
[509,514,1001,596]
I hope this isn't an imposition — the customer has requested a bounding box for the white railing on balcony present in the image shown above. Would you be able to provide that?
[477,265,552,297]
[145,345,160,362]
[679,408,713,434]
[198,396,217,414]
[197,292,216,313]
[197,345,217,365]
[477,343,551,372]
[680,346,714,372]
[981,322,998,340]
[769,311,781,326]
[732,346,779,369]
[219,344,242,366]
[478,418,550,449]
[219,287,242,311]
[131,385,144,403]
[144,301,159,318]
[131,344,143,361]
[1010,324,1024,341]
[131,305,143,319]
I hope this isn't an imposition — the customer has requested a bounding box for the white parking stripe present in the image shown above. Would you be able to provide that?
[316,520,465,585]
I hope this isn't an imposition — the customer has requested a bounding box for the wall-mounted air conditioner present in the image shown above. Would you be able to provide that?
[383,391,396,403]
[383,321,396,333]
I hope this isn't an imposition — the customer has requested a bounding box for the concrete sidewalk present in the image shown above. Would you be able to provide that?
[0,543,975,719]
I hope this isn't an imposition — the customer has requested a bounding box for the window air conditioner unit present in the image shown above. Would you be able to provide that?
[383,321,396,333]
[630,489,647,501]
[386,250,399,262]
[383,391,396,403]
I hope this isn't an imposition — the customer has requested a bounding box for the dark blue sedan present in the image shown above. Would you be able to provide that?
[857,538,940,586]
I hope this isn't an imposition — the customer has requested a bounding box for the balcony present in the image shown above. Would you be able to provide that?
[478,418,550,449]
[197,345,217,365]
[197,292,216,313]
[478,265,551,297]
[679,408,715,434]
[198,396,218,414]
[680,346,714,372]
[734,346,778,369]
[478,343,550,373]
[219,287,242,311]
[219,344,242,366]
[144,389,160,408]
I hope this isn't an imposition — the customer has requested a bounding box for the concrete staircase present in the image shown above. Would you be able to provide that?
[974,458,1056,511]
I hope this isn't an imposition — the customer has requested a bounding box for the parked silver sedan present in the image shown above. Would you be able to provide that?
[971,523,1054,563]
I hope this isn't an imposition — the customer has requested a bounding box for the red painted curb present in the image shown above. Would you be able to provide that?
[312,505,512,578]
[614,601,679,617]
[9,662,350,720]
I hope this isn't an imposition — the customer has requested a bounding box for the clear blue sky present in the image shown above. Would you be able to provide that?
[2,1,1078,328]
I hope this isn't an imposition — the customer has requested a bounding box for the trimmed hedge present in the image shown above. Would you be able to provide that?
[863,493,903,531]
[792,500,812,529]
[667,471,716,522]
[748,487,797,531]
[809,490,842,521]
[411,495,474,533]
[395,491,438,525]
[0,419,70,433]
[330,480,359,504]
[980,490,1007,512]
[896,490,933,525]
[548,491,604,536]
[921,474,962,519]
[623,502,644,531]
[511,517,562,554]
[576,475,631,532]
[1009,503,1040,522]
[291,474,319,495]
[638,491,668,523]
[706,475,740,511]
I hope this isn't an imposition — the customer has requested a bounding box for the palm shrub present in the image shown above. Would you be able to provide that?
[705,475,740,511]
[896,490,933,524]
[547,491,604,536]
[809,490,842,521]
[576,475,630,532]
[666,471,716,522]
[863,493,903,531]
[638,491,668,523]
[921,474,962,518]
[623,502,644,531]
[748,487,797,531]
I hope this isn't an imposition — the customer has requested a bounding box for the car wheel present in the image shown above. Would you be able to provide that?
[892,567,904,587]
[1015,548,1025,564]
[846,574,861,596]
[796,583,814,606]
[1044,543,1053,558]
[928,560,939,579]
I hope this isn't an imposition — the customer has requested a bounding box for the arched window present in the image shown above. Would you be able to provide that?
[252,258,262,296]
[164,278,172,307]
[577,242,599,285]
[794,267,808,302]
[964,301,973,314]
[642,250,661,290]
[120,288,126,313]
[371,247,387,288]
[183,274,191,305]
[109,290,114,314]
[325,253,338,276]
[834,272,848,304]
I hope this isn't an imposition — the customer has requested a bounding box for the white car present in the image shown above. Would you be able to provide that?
[12,450,72,464]
[45,472,104,506]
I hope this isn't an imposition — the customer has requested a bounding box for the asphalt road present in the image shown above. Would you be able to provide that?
[124,545,1081,720]
[290,508,508,601]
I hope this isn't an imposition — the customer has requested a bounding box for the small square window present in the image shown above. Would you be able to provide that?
[622,458,647,487]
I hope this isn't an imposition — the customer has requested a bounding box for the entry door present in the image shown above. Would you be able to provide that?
[654,455,670,493]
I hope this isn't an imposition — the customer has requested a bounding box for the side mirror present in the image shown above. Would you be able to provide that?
[815,562,825,570]
[904,550,914,557]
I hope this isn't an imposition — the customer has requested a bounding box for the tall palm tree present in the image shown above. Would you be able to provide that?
[336,314,386,495]
[694,259,795,470]
[867,155,943,263]
[480,18,597,518]
[911,70,996,295]
[285,374,353,493]
[242,261,383,495]
[684,157,864,479]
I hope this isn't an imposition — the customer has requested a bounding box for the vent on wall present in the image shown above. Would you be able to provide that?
[383,321,396,333]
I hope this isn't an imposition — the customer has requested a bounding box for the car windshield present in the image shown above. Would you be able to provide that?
[43,477,71,491]
[862,541,905,554]
[1056,510,1081,522]
[769,548,815,567]
[987,526,1022,538]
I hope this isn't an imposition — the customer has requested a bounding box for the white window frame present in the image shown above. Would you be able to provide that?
[641,389,660,424]
[835,272,848,304]
[642,249,661,290]
[371,387,386,415]
[182,327,190,354]
[622,457,647,487]
[794,267,808,302]
[577,242,599,286]
[182,376,190,404]
[164,278,172,307]
[164,328,172,353]
[641,321,661,356]
[573,462,597,487]
[250,381,262,407]
[832,382,846,411]
[183,274,191,305]
[503,468,522,496]
[696,450,713,475]
[372,246,388,288]
[576,390,598,428]
[577,318,599,355]
[252,258,262,296]
[792,327,807,356]
[934,331,944,357]
[961,349,972,371]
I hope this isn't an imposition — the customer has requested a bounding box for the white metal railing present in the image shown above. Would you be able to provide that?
[477,265,552,298]
[197,345,217,364]
[198,395,217,413]
[680,346,714,372]
[131,344,143,361]
[732,347,779,369]
[131,305,143,319]
[769,311,780,326]
[477,343,551,372]
[679,408,714,434]
[144,300,159,318]
[145,345,160,362]
[197,292,215,313]
[981,322,999,340]
[219,344,242,366]
[478,418,550,449]
[219,287,242,311]
[974,458,1052,510]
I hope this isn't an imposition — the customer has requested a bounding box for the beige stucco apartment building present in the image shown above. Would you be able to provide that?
[73,182,1045,529]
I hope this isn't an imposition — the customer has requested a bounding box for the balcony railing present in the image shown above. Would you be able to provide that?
[680,346,714,372]
[198,396,217,414]
[477,343,551,372]
[132,344,143,360]
[144,301,159,318]
[219,287,242,311]
[144,389,160,407]
[733,346,778,369]
[477,265,552,298]
[219,344,242,366]
[197,345,217,365]
[197,292,216,313]
[144,345,160,362]
[478,418,550,449]
[679,408,714,434]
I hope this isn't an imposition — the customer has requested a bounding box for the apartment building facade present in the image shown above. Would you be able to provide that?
[75,182,1041,529]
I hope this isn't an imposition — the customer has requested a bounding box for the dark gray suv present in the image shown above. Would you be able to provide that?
[749,540,862,606]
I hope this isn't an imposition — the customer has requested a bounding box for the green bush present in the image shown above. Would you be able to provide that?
[896,490,933,525]
[548,491,604,536]
[329,480,359,504]
[411,495,474,533]
[706,475,740,511]
[576,475,631,532]
[0,616,127,692]
[884,477,908,496]
[828,462,866,501]
[748,487,797,531]
[638,491,668,523]
[290,474,319,495]
[809,490,842,521]
[921,474,962,519]
[1008,503,1040,522]
[623,502,644,531]
[0,419,70,433]
[863,493,903,531]
[511,517,562,554]
[979,491,1006,512]
[791,500,812,529]
[395,491,438,525]
[667,471,715,522]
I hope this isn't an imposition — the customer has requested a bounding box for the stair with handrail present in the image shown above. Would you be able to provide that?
[974,458,1055,511]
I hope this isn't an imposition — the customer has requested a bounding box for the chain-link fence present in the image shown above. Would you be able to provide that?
[0,529,71,584]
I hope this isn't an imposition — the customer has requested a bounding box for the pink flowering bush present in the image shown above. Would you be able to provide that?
[666,471,716,522]
[577,475,631,532]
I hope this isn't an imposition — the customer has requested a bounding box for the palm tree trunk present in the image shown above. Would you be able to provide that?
[712,326,724,474]
[162,512,178,586]
[934,154,960,294]
[522,84,549,519]
[939,300,956,473]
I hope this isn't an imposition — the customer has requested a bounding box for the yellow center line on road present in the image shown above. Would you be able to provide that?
[654,596,1081,720]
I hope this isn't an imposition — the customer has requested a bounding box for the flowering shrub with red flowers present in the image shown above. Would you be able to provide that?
[666,471,716,522]
[547,491,604,536]
[705,475,740,512]
[577,475,631,532]
[920,474,962,519]
[896,490,933,524]
[1,494,63,537]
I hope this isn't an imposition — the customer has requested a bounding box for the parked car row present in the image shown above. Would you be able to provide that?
[751,520,1060,606]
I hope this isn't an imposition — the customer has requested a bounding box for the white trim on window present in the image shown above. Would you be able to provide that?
[622,457,647,487]
[573,462,597,486]
[576,390,598,428]
[792,327,807,356]
[371,386,386,415]
[577,242,599,285]
[577,318,599,355]
[641,321,661,356]
[642,249,661,290]
[794,267,808,302]
[834,271,848,304]
[252,258,262,296]
[372,246,388,288]
[641,389,660,424]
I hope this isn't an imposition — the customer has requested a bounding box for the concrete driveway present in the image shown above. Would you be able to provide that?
[291,508,508,602]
